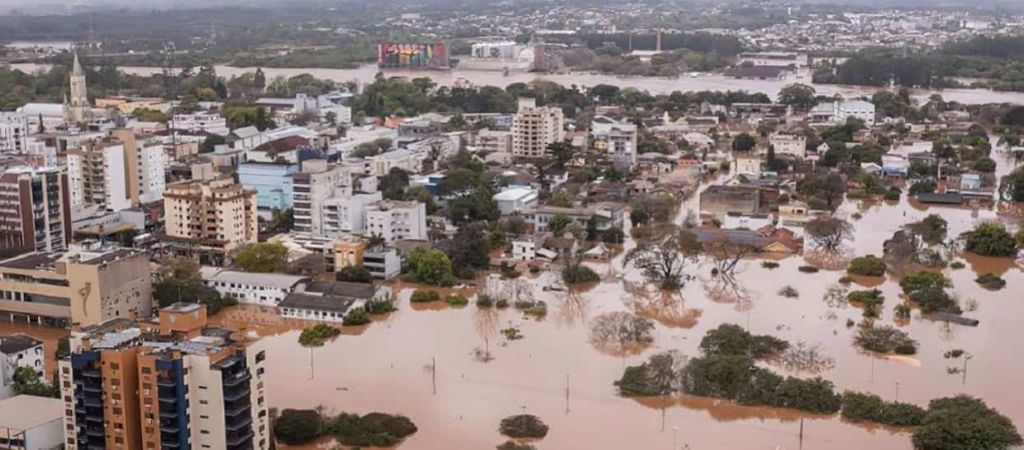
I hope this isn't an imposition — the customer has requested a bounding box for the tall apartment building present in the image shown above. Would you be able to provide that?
[511,97,564,158]
[0,244,152,327]
[321,192,382,237]
[365,201,427,243]
[67,130,166,212]
[292,160,351,236]
[0,111,30,153]
[0,166,72,255]
[163,176,258,254]
[59,303,270,450]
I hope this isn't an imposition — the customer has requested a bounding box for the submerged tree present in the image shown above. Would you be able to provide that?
[589,312,655,354]
[805,216,854,252]
[624,225,702,290]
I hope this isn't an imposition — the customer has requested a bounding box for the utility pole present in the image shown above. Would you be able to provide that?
[895,379,901,402]
[962,354,973,385]
[565,374,570,414]
[431,356,437,395]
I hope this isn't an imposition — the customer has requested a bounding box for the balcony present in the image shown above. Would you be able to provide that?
[223,371,251,388]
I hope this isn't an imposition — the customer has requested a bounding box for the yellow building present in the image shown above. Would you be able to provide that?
[163,176,258,258]
[0,245,152,327]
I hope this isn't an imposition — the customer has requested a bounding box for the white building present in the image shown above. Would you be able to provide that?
[67,140,131,211]
[512,98,565,158]
[369,149,423,176]
[170,112,229,135]
[722,212,774,230]
[322,192,383,237]
[0,334,44,379]
[592,116,638,169]
[0,112,29,154]
[493,187,539,215]
[810,100,876,125]
[292,160,353,237]
[278,281,390,323]
[201,269,307,307]
[735,155,761,175]
[0,395,64,450]
[365,201,427,242]
[474,129,512,154]
[767,133,807,158]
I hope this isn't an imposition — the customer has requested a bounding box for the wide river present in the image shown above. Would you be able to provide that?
[10,62,1024,105]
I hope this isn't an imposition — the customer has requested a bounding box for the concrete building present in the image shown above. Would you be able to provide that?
[59,304,270,450]
[0,395,64,450]
[321,192,382,237]
[202,269,306,307]
[292,160,352,237]
[67,130,165,212]
[522,203,625,232]
[699,185,762,221]
[170,112,229,135]
[332,236,401,279]
[238,163,298,212]
[369,149,422,177]
[767,133,807,158]
[512,98,564,158]
[0,245,153,327]
[0,334,44,378]
[810,100,877,125]
[493,187,539,215]
[365,201,427,243]
[279,281,389,323]
[163,176,258,255]
[591,118,638,170]
[474,129,513,154]
[0,112,29,154]
[0,166,72,255]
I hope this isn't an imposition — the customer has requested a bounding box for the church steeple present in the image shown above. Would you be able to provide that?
[65,51,90,125]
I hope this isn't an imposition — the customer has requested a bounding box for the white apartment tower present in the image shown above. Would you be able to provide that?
[512,97,565,158]
[0,111,29,153]
[365,201,427,242]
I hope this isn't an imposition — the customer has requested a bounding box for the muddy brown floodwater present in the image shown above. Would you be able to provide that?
[210,152,1024,450]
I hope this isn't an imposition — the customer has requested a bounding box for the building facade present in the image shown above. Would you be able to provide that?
[163,177,258,254]
[0,245,152,327]
[238,163,297,212]
[364,201,427,243]
[0,111,29,154]
[511,98,564,158]
[0,166,72,255]
[291,161,352,237]
[64,54,91,125]
[59,305,270,450]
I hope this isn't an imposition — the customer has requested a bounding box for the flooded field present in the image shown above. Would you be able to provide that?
[209,169,1023,449]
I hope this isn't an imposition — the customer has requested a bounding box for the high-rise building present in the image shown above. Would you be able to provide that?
[163,176,258,255]
[511,97,565,158]
[292,160,352,237]
[67,131,166,212]
[0,111,30,154]
[64,53,91,125]
[59,303,270,450]
[0,244,152,327]
[364,200,427,243]
[0,166,72,255]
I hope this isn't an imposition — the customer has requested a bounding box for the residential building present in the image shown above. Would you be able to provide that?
[369,149,422,176]
[700,185,762,221]
[522,203,625,232]
[512,98,564,158]
[591,116,639,170]
[767,133,807,158]
[474,129,513,154]
[0,111,29,154]
[722,212,775,230]
[0,334,44,378]
[279,281,390,323]
[493,187,539,215]
[238,163,298,212]
[59,304,270,450]
[810,100,877,125]
[201,269,307,307]
[0,244,153,327]
[0,166,72,255]
[0,395,64,450]
[170,112,229,135]
[321,192,382,237]
[67,130,165,211]
[332,237,401,279]
[365,201,428,242]
[292,160,352,237]
[735,156,761,175]
[163,176,258,255]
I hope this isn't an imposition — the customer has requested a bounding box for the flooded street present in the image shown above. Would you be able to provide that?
[10,62,1024,105]
[210,158,1024,449]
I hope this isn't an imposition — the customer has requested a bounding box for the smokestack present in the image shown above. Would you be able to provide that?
[656,30,662,52]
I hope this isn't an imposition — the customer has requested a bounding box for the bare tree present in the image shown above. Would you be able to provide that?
[703,233,758,276]
[624,225,702,290]
[805,216,854,252]
[589,311,655,355]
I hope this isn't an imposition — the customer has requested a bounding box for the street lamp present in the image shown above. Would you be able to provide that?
[672,426,678,450]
